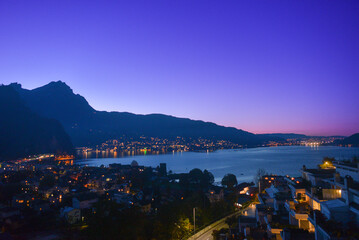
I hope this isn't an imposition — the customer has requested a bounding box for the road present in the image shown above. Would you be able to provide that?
[194,219,229,240]
[187,203,256,240]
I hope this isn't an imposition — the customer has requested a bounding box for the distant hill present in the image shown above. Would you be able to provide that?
[258,133,308,140]
[258,133,347,141]
[336,133,359,146]
[0,85,74,160]
[10,81,270,147]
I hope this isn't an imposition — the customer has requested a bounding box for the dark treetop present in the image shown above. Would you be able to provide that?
[336,133,359,147]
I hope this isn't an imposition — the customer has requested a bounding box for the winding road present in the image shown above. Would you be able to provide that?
[187,204,256,240]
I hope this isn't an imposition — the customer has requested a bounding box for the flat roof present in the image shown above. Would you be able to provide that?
[303,169,336,175]
[321,199,346,209]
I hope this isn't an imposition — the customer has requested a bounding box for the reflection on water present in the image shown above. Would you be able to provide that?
[77,146,359,183]
[78,149,175,159]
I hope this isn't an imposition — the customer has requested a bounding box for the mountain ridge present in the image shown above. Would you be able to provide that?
[9,81,269,147]
[0,85,74,160]
[335,133,359,147]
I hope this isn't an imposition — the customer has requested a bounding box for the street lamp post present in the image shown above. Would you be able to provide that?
[193,207,196,235]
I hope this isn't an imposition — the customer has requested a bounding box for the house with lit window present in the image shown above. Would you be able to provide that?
[12,194,34,208]
[305,160,359,239]
[301,166,335,186]
[206,186,224,203]
[61,207,81,224]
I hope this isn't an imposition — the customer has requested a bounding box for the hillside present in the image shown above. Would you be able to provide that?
[337,133,359,147]
[0,85,74,160]
[257,133,307,140]
[10,81,268,147]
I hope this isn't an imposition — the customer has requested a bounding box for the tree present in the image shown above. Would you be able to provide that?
[212,228,229,240]
[0,183,22,204]
[39,174,56,190]
[319,157,335,169]
[172,217,193,239]
[225,215,238,228]
[203,170,214,186]
[188,168,203,184]
[221,174,237,189]
[83,200,151,239]
[254,168,267,186]
[187,168,215,188]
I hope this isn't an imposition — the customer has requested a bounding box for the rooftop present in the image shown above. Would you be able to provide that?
[333,161,358,169]
[321,198,347,210]
[303,168,336,176]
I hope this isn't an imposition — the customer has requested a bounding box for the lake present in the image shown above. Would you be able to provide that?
[77,146,359,183]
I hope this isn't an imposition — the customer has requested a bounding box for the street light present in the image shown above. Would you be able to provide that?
[193,207,196,234]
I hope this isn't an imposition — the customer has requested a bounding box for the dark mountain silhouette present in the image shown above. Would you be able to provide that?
[10,81,269,147]
[335,133,359,147]
[258,133,307,140]
[258,133,347,141]
[0,85,74,161]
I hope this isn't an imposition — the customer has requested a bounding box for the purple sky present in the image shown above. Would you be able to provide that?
[1,1,358,136]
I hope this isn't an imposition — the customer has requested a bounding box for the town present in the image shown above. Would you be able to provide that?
[0,154,358,239]
[1,0,358,239]
[76,135,345,158]
[76,136,248,157]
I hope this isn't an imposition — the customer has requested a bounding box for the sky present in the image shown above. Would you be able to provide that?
[1,0,358,136]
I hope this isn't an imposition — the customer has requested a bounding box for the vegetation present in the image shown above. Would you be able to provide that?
[225,215,238,228]
[181,168,215,188]
[83,200,151,240]
[39,174,57,190]
[78,168,241,240]
[254,168,267,186]
[221,174,238,189]
[319,157,335,169]
[212,228,229,240]
[0,183,23,204]
[294,202,311,214]
[337,133,359,147]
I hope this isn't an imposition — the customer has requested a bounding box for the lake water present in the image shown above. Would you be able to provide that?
[77,146,359,183]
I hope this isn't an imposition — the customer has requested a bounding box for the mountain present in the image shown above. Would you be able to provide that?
[336,133,359,147]
[0,85,74,160]
[10,81,268,147]
[257,133,308,140]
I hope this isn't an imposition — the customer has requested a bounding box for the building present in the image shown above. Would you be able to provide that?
[206,186,224,203]
[333,161,359,182]
[301,166,335,186]
[72,192,99,209]
[61,207,81,224]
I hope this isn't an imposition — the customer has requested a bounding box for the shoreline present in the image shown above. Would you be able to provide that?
[75,144,356,161]
[75,146,359,183]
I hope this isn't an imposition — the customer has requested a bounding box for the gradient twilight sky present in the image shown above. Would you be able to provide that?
[1,1,358,136]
